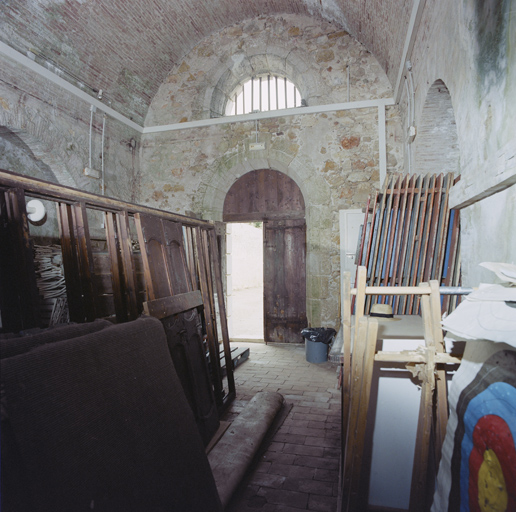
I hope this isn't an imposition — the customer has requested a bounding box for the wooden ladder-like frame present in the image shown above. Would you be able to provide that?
[340,266,461,512]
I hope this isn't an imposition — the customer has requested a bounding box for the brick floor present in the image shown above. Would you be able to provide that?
[223,342,341,512]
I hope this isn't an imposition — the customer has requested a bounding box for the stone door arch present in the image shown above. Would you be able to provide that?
[223,168,307,343]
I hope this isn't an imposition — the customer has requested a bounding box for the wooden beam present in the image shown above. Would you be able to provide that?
[0,169,211,228]
[143,290,203,319]
[351,285,432,296]
[374,351,461,364]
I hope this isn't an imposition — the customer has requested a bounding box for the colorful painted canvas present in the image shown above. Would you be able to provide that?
[432,340,516,511]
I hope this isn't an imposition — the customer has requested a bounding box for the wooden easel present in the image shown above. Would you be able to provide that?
[340,266,460,512]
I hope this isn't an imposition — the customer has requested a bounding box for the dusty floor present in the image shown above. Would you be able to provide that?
[223,341,341,512]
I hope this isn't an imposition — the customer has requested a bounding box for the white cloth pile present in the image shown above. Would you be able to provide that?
[441,262,516,347]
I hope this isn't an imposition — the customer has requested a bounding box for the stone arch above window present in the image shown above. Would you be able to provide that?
[208,51,324,118]
[225,74,303,116]
[415,79,460,176]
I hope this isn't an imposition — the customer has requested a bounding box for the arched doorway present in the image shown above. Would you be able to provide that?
[223,169,307,343]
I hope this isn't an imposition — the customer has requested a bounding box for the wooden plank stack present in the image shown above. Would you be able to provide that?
[355,173,461,315]
[0,169,236,416]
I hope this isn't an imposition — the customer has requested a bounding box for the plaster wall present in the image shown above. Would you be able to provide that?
[142,14,403,329]
[403,0,516,285]
[0,54,142,240]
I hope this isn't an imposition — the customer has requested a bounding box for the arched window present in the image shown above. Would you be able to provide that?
[225,74,302,116]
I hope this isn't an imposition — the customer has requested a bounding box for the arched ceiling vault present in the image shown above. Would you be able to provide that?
[0,0,414,124]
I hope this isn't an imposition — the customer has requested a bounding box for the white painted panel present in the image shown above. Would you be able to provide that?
[339,209,364,286]
[368,337,423,510]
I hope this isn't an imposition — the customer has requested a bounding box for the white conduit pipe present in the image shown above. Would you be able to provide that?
[88,105,94,170]
[404,78,412,173]
[407,66,415,126]
[347,65,350,103]
[101,114,106,195]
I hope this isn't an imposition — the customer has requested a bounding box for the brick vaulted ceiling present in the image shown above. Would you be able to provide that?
[0,0,413,124]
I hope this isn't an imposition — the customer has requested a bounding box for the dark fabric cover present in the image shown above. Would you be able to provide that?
[1,315,222,512]
[0,319,112,358]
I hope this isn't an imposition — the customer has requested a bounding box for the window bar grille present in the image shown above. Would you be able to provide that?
[259,76,262,112]
[267,75,271,111]
[242,84,245,115]
[276,76,279,110]
[284,77,288,109]
[251,77,254,112]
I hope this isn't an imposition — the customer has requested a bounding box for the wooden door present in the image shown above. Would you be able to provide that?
[263,219,307,343]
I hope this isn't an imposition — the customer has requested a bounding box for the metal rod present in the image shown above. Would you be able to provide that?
[351,285,473,296]
[438,286,473,295]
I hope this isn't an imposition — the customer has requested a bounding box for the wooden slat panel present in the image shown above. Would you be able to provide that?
[116,211,140,320]
[409,289,436,511]
[422,174,443,285]
[0,189,41,331]
[57,202,84,322]
[393,174,417,313]
[429,280,449,465]
[162,219,192,294]
[134,213,172,301]
[365,176,390,313]
[73,202,97,320]
[342,315,370,510]
[209,228,236,403]
[407,175,431,313]
[359,191,378,314]
[354,173,460,316]
[434,174,453,285]
[263,219,307,343]
[381,174,401,296]
[441,209,460,314]
[390,174,410,291]
[143,290,203,319]
[351,195,371,313]
[105,211,127,322]
[348,317,378,511]
[195,226,224,407]
[201,229,218,334]
[183,226,199,291]
[413,174,436,313]
[402,175,424,313]
[340,271,353,487]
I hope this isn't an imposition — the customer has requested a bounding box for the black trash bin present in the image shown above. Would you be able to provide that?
[301,328,336,363]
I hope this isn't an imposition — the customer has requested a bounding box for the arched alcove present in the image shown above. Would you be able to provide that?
[0,122,78,188]
[415,80,460,175]
[0,127,59,183]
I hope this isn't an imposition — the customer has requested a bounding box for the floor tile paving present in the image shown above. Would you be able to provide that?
[223,341,341,512]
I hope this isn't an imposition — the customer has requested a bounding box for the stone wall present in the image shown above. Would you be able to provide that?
[142,14,403,328]
[401,0,516,285]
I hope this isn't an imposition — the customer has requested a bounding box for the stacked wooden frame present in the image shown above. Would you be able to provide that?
[340,267,461,512]
[0,169,235,413]
[355,172,461,315]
